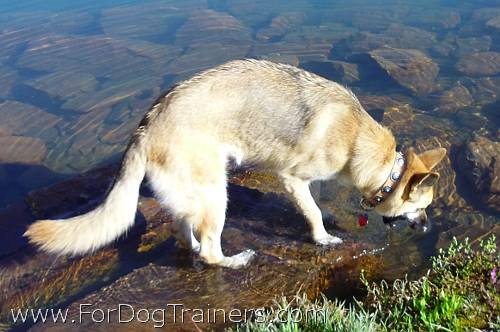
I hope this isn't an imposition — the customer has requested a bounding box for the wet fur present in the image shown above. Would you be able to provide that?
[25,59,446,268]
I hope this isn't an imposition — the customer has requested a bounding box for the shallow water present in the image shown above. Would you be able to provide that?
[0,0,499,330]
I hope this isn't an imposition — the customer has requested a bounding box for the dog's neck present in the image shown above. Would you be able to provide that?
[347,117,397,198]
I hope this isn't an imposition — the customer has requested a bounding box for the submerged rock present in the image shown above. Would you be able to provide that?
[174,9,251,47]
[0,67,19,98]
[0,136,47,164]
[405,8,461,30]
[256,12,305,41]
[368,48,439,95]
[456,52,500,76]
[0,164,390,331]
[0,100,63,141]
[433,83,473,114]
[459,136,500,213]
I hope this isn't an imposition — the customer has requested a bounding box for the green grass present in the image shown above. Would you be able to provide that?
[234,236,499,332]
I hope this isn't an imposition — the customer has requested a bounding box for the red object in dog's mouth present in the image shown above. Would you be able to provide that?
[358,214,368,227]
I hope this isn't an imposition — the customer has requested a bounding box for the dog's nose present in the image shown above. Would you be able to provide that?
[409,210,430,233]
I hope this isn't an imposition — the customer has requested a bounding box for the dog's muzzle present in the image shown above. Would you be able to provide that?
[383,209,430,233]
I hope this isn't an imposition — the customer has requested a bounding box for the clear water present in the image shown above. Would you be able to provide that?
[0,0,499,330]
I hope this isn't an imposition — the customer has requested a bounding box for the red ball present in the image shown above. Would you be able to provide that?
[358,214,368,227]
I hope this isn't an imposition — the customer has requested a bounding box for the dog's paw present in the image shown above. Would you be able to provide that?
[220,249,256,269]
[314,234,343,246]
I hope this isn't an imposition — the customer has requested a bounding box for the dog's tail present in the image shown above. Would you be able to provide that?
[24,137,147,256]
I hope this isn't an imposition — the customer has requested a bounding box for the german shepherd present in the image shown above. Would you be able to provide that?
[25,59,446,268]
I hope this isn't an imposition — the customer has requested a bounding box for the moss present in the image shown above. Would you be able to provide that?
[234,235,500,332]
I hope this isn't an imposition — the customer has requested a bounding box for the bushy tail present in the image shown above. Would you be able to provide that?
[24,141,147,256]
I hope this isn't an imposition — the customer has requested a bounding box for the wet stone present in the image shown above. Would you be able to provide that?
[368,48,439,95]
[405,7,461,30]
[433,83,473,114]
[174,9,251,47]
[466,77,500,106]
[0,165,387,331]
[166,42,252,80]
[458,136,500,213]
[0,136,47,164]
[456,52,500,77]
[486,15,500,30]
[100,1,207,41]
[24,71,98,107]
[0,100,63,141]
[300,60,359,85]
[456,36,492,56]
[0,67,19,98]
[256,12,306,41]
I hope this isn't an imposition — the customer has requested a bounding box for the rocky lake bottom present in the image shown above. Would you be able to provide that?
[0,0,499,330]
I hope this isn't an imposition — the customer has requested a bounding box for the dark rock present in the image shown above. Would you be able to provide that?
[368,48,439,95]
[456,52,500,77]
[459,136,500,213]
[300,60,359,85]
[433,83,473,114]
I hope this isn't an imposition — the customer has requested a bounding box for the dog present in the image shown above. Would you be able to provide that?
[25,59,446,268]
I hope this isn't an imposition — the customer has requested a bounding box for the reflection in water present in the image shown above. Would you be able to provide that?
[0,0,499,330]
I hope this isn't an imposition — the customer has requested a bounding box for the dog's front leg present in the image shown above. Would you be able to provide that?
[280,175,342,246]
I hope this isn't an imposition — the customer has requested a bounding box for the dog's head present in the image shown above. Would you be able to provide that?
[375,147,446,231]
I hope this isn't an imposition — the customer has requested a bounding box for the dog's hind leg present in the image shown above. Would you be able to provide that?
[280,174,342,246]
[171,218,200,253]
[195,174,255,269]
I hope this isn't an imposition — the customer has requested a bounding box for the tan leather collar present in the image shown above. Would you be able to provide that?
[360,149,406,210]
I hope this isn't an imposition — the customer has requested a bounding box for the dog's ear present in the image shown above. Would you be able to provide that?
[418,148,446,170]
[408,172,439,200]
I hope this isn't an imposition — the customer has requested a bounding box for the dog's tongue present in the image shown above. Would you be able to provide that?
[358,214,368,227]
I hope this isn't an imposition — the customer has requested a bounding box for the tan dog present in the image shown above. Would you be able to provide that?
[25,59,446,268]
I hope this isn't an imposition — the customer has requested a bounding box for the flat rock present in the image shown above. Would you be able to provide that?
[0,164,389,331]
[166,43,251,79]
[486,15,500,30]
[456,52,500,76]
[433,83,473,114]
[0,66,19,98]
[326,23,437,57]
[456,36,492,56]
[458,136,500,213]
[25,71,98,106]
[405,8,461,30]
[0,100,63,140]
[256,12,305,41]
[466,77,500,106]
[0,136,47,164]
[100,1,206,41]
[368,48,439,95]
[174,9,251,47]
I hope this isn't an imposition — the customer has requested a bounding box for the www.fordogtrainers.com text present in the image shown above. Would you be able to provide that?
[11,304,269,327]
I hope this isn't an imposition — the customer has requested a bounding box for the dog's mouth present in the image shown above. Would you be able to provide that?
[383,209,429,232]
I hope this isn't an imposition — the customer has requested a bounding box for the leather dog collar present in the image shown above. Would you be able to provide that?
[360,146,406,210]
